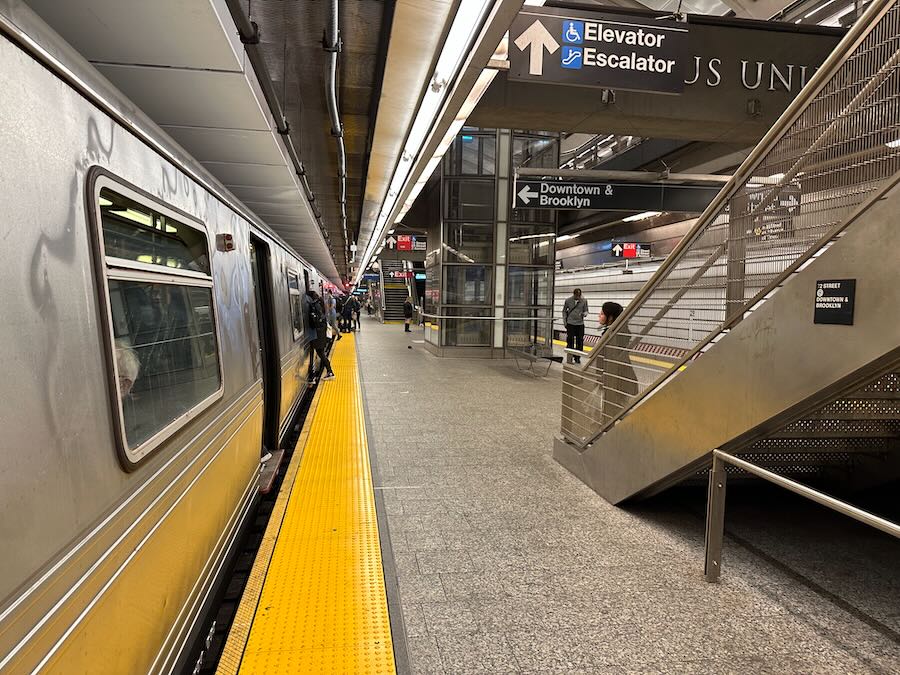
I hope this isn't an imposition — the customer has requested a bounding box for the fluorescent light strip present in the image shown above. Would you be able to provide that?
[357,0,495,280]
[622,211,662,222]
[804,0,838,19]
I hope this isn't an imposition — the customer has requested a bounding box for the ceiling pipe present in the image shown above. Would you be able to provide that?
[325,0,350,268]
[222,0,335,262]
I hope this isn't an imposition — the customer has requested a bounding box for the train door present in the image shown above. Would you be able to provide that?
[249,236,281,454]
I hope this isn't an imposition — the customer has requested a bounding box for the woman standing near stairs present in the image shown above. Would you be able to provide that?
[403,296,414,332]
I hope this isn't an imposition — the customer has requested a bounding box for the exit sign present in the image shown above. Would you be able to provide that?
[612,242,651,259]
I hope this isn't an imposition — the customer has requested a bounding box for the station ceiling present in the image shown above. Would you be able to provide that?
[248,0,390,279]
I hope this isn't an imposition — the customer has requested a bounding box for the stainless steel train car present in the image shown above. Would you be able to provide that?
[0,5,329,672]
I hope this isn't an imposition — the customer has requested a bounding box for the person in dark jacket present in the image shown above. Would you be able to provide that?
[403,296,414,332]
[342,296,359,332]
[335,295,346,332]
[305,290,335,381]
[598,301,637,420]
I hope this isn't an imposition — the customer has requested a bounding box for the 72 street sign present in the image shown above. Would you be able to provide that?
[514,179,720,212]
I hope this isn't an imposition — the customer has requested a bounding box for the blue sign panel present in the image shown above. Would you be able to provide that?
[561,46,583,69]
[563,20,584,44]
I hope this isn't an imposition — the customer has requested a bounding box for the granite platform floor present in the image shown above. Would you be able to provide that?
[354,318,900,674]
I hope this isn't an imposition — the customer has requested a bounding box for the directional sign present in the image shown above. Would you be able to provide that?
[517,184,539,205]
[746,181,801,241]
[612,242,651,259]
[509,8,689,94]
[513,179,720,212]
[814,279,855,326]
[385,235,397,250]
[395,234,427,252]
[514,19,560,76]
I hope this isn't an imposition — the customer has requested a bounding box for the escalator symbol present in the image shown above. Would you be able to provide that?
[561,46,583,69]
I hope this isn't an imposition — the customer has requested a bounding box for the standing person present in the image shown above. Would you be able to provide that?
[304,290,335,382]
[598,301,637,420]
[324,290,342,341]
[352,296,362,331]
[562,288,588,364]
[342,295,358,333]
[403,296,414,332]
[335,294,346,333]
[366,296,374,316]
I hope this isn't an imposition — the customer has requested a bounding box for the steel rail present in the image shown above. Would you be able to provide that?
[565,0,897,379]
[516,168,732,184]
[704,449,900,582]
[563,0,900,449]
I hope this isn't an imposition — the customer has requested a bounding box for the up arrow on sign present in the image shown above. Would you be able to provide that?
[385,235,397,250]
[514,19,559,76]
[518,185,539,205]
[612,244,623,256]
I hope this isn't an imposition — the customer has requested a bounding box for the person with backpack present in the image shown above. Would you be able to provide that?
[304,289,335,382]
[342,295,359,333]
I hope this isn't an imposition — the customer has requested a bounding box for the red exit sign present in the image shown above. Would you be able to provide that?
[612,242,651,259]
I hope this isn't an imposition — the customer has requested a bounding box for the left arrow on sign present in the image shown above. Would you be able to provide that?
[514,20,559,76]
[518,185,539,205]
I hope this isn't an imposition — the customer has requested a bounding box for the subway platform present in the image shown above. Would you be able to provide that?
[221,317,900,674]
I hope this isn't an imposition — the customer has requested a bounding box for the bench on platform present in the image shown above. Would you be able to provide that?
[509,343,553,377]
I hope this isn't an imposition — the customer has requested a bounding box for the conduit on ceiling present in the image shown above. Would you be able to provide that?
[324,0,350,273]
[222,0,338,265]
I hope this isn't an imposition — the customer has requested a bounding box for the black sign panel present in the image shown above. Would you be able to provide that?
[509,8,689,94]
[514,179,720,212]
[745,181,801,241]
[814,279,855,326]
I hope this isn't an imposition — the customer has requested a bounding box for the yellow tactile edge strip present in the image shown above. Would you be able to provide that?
[215,380,325,675]
[221,336,395,674]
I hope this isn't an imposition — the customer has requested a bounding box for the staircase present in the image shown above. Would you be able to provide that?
[554,0,900,504]
[380,260,409,322]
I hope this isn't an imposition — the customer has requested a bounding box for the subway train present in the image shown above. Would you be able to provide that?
[0,7,329,673]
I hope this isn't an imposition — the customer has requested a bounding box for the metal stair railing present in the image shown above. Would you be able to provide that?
[561,0,900,448]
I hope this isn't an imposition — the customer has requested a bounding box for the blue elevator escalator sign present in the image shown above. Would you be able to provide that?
[510,8,689,94]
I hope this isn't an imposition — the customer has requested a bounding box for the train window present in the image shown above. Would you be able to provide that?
[111,280,221,449]
[287,272,304,341]
[99,188,211,274]
[92,178,223,466]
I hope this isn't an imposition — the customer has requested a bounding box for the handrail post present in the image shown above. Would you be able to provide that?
[704,451,727,583]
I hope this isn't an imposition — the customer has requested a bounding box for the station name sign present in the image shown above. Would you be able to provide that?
[510,8,689,94]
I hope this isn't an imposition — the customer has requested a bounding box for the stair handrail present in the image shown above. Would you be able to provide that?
[561,0,900,449]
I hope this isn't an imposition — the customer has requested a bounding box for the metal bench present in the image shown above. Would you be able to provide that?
[510,343,553,377]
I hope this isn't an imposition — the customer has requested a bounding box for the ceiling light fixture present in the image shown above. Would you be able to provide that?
[622,211,662,222]
[354,0,497,284]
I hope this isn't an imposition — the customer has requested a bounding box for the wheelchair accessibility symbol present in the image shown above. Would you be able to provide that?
[563,20,584,45]
[561,46,583,69]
